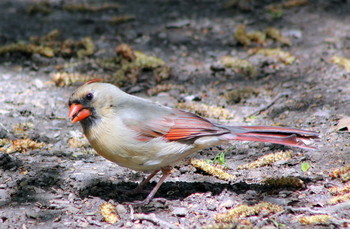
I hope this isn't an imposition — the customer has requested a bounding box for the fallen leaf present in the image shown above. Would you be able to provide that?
[301,162,311,172]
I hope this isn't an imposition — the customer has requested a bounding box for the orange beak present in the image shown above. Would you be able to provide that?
[69,104,92,123]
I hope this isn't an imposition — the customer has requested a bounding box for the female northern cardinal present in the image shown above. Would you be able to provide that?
[68,79,319,204]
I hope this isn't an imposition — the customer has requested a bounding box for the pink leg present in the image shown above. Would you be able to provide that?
[130,169,160,194]
[128,166,172,205]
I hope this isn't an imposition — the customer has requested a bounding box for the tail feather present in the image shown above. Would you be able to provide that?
[225,126,319,149]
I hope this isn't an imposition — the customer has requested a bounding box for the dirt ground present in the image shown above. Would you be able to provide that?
[1,0,350,228]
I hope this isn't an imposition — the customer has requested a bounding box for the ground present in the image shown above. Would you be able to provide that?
[0,0,350,228]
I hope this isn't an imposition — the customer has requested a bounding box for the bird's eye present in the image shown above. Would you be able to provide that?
[86,93,93,101]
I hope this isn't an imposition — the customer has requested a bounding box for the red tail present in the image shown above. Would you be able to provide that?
[225,126,319,149]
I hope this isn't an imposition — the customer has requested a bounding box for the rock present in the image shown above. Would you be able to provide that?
[116,204,128,216]
[171,207,188,217]
[207,203,217,211]
[32,78,44,89]
[220,199,235,209]
[124,221,134,228]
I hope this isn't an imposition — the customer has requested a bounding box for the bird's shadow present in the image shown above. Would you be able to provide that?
[78,178,270,204]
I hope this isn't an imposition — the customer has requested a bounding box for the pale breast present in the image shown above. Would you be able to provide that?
[83,116,196,171]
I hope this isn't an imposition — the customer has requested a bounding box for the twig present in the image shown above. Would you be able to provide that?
[245,92,289,119]
[0,122,9,133]
[285,206,328,215]
[258,209,286,225]
[129,204,134,220]
[134,213,179,229]
[284,205,350,226]
[286,201,350,214]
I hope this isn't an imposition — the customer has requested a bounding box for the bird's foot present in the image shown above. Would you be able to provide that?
[125,199,150,206]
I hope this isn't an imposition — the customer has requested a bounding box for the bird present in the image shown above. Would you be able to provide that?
[68,79,319,205]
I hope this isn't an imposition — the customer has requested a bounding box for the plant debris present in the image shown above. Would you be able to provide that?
[234,24,251,46]
[266,0,309,13]
[224,87,259,104]
[147,84,186,96]
[27,2,53,15]
[0,43,54,57]
[301,162,311,172]
[330,56,350,72]
[76,37,95,58]
[95,44,171,87]
[328,184,350,195]
[215,202,283,223]
[220,56,258,78]
[115,44,137,61]
[1,138,45,153]
[30,30,95,58]
[203,221,239,229]
[52,72,96,87]
[109,15,135,24]
[266,27,292,46]
[329,164,350,182]
[113,50,170,86]
[234,24,292,46]
[328,193,350,205]
[67,137,89,148]
[0,30,95,58]
[234,24,265,46]
[263,176,305,189]
[176,101,234,120]
[237,150,293,169]
[327,175,350,205]
[249,48,296,64]
[12,122,35,136]
[53,44,170,87]
[63,3,121,12]
[224,0,254,11]
[190,159,236,181]
[298,214,332,225]
[100,202,119,224]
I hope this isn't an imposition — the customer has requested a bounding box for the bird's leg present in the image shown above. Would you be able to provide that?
[128,166,173,205]
[129,169,160,194]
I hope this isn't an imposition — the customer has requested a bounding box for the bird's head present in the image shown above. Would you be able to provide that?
[68,79,122,125]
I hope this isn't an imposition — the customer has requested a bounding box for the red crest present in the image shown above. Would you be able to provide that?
[84,78,103,85]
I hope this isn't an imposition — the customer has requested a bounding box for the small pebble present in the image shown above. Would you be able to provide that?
[116,204,128,215]
[33,79,44,89]
[178,166,190,174]
[220,199,234,208]
[124,221,134,228]
[207,204,217,211]
[171,207,188,217]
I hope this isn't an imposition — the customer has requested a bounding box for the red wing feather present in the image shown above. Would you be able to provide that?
[235,126,319,137]
[163,112,229,141]
[131,110,229,142]
[226,125,319,149]
[129,109,319,149]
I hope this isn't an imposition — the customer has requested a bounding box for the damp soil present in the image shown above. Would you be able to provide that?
[0,0,350,228]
